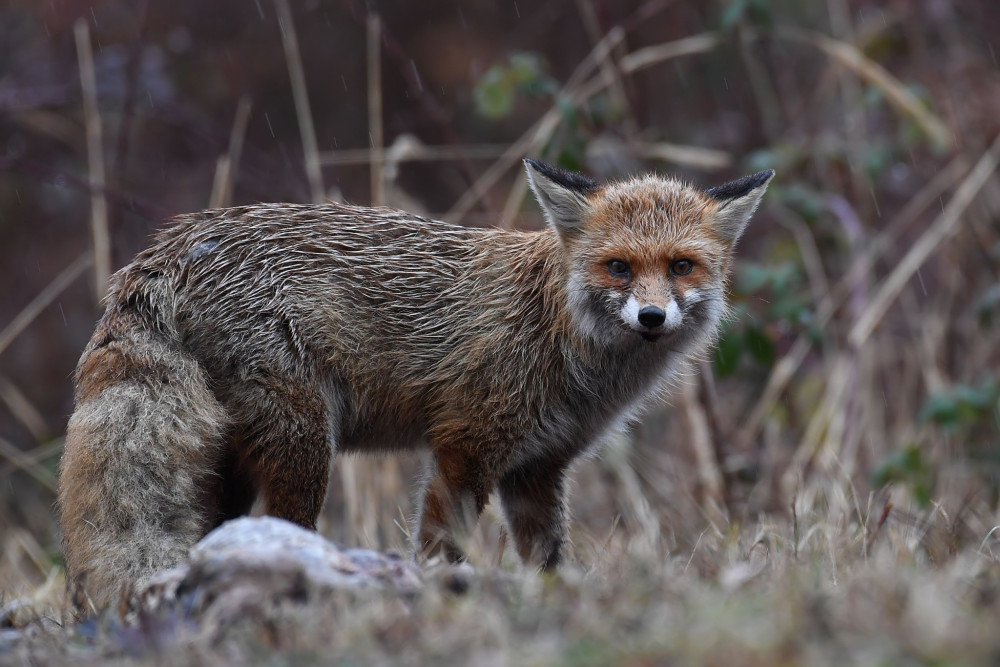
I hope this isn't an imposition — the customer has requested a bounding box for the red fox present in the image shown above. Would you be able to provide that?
[57,159,772,611]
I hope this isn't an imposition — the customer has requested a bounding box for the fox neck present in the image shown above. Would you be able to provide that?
[529,233,696,397]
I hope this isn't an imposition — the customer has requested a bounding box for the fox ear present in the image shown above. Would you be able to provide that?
[706,169,775,244]
[524,158,598,239]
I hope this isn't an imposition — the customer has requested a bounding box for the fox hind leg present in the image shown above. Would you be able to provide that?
[229,376,333,529]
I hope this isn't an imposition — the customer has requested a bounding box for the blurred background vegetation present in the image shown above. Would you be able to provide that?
[1,0,999,610]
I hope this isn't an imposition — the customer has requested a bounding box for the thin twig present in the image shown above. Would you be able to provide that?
[849,133,1000,347]
[444,26,626,222]
[275,0,325,203]
[0,437,56,492]
[682,376,725,512]
[0,155,168,222]
[499,172,530,230]
[738,28,782,143]
[74,19,110,303]
[0,440,63,480]
[339,0,490,210]
[209,95,252,209]
[622,27,953,152]
[774,26,953,150]
[734,156,970,449]
[791,490,799,561]
[575,0,636,137]
[319,143,508,166]
[772,204,830,308]
[620,33,721,74]
[863,496,893,556]
[626,142,731,169]
[112,0,149,192]
[0,252,93,359]
[317,140,730,170]
[0,376,50,443]
[367,14,385,207]
[442,28,729,222]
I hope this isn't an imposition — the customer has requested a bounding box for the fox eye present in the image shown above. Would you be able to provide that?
[608,259,631,278]
[670,259,694,276]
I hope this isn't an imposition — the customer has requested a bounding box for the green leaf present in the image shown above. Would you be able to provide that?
[777,184,825,222]
[977,283,1000,327]
[735,264,771,294]
[713,327,744,378]
[747,0,773,27]
[473,66,513,120]
[769,295,810,322]
[555,95,578,126]
[919,393,960,427]
[871,444,934,508]
[507,52,557,98]
[919,380,1000,428]
[744,326,776,366]
[720,0,749,29]
[556,146,584,173]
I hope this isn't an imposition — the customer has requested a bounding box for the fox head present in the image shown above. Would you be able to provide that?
[524,158,773,349]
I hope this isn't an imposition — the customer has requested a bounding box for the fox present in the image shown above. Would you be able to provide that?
[57,158,772,612]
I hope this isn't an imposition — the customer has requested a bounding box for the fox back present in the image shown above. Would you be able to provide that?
[57,159,772,613]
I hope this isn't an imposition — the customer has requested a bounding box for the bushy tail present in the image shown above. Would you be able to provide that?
[58,322,227,614]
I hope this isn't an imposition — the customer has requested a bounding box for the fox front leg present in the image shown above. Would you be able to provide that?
[498,458,570,570]
[415,449,493,563]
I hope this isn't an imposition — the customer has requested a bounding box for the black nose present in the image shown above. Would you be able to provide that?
[637,306,666,328]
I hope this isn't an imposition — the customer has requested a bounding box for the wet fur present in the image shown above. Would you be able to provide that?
[58,165,771,612]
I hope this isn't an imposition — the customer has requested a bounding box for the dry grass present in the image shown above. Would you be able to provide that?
[7,495,1000,664]
[2,0,1000,663]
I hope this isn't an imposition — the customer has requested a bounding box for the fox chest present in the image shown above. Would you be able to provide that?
[508,351,676,467]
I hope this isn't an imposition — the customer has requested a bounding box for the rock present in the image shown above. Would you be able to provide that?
[138,517,422,619]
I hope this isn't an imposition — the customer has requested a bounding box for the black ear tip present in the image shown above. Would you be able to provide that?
[744,169,775,189]
[707,169,775,201]
[522,158,599,195]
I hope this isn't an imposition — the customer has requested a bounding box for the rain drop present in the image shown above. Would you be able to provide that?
[410,60,423,92]
[869,186,880,217]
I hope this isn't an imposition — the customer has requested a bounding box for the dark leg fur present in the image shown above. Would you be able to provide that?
[228,375,333,529]
[416,450,493,563]
[210,445,258,527]
[499,459,570,570]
